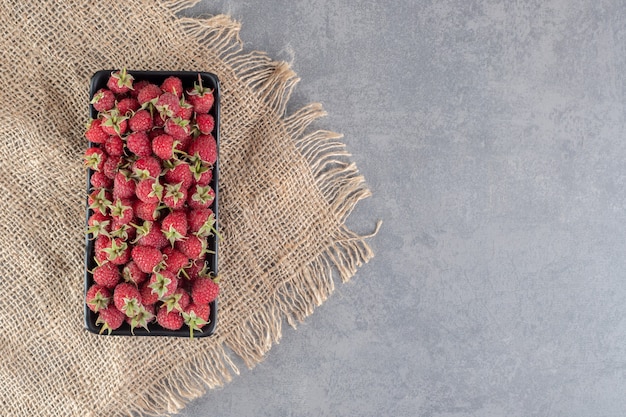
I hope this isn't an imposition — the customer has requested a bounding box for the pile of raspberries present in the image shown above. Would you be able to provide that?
[84,69,219,337]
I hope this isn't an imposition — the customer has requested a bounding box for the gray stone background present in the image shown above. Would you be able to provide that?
[179,1,626,416]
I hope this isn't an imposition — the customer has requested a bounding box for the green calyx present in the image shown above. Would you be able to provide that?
[110,223,132,240]
[191,185,214,205]
[86,219,110,240]
[164,182,185,205]
[182,310,209,339]
[161,292,183,313]
[89,189,112,215]
[149,181,164,201]
[195,212,218,238]
[102,239,128,262]
[112,68,134,90]
[83,151,103,171]
[87,291,109,313]
[149,272,172,299]
[190,158,211,181]
[101,109,128,136]
[163,224,186,247]
[127,305,154,335]
[188,73,211,97]
[121,297,141,318]
[131,220,152,243]
[108,198,131,219]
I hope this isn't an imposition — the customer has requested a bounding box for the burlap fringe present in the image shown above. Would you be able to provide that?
[119,3,379,416]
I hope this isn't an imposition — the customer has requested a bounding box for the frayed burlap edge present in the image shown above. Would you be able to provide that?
[110,2,380,416]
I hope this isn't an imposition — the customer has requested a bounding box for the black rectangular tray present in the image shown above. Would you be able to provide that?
[84,70,219,337]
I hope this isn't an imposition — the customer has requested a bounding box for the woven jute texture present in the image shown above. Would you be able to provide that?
[0,1,376,415]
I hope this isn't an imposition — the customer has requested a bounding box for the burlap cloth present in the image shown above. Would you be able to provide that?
[0,1,377,416]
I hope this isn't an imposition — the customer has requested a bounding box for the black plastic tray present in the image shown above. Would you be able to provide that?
[84,70,219,337]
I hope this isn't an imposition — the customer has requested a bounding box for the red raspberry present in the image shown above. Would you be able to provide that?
[182,302,211,338]
[96,305,126,334]
[137,83,162,105]
[161,288,191,313]
[122,261,148,286]
[132,156,162,179]
[164,117,190,140]
[164,160,193,190]
[191,276,219,304]
[187,184,215,210]
[190,160,213,186]
[109,198,134,225]
[187,134,217,165]
[160,76,183,98]
[135,178,163,204]
[104,237,131,265]
[101,110,128,136]
[162,182,188,210]
[92,262,120,289]
[128,109,154,132]
[140,281,160,306]
[187,76,214,113]
[152,134,177,160]
[161,211,188,246]
[104,135,124,157]
[86,284,111,312]
[133,200,161,222]
[83,147,107,172]
[87,211,112,238]
[116,97,140,116]
[90,88,116,112]
[155,92,181,118]
[113,282,143,317]
[90,171,113,189]
[125,303,155,333]
[134,220,169,249]
[88,188,112,215]
[112,171,136,199]
[195,113,215,135]
[106,68,134,95]
[163,247,189,276]
[130,79,150,99]
[131,245,164,274]
[187,208,216,237]
[103,155,123,180]
[148,270,178,299]
[176,98,194,120]
[85,119,109,144]
[175,235,206,260]
[126,131,152,157]
[156,306,183,330]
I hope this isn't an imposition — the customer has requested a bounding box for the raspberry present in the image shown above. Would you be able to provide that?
[137,83,162,105]
[85,119,109,144]
[126,131,152,157]
[195,113,215,135]
[104,135,124,157]
[116,97,140,116]
[128,109,154,132]
[155,92,181,118]
[106,68,135,95]
[187,134,217,165]
[161,76,183,98]
[92,262,120,289]
[83,147,107,172]
[86,72,220,336]
[156,306,183,330]
[96,305,126,334]
[131,245,164,274]
[90,88,116,112]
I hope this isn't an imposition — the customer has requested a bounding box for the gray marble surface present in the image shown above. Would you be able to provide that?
[178,1,626,416]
